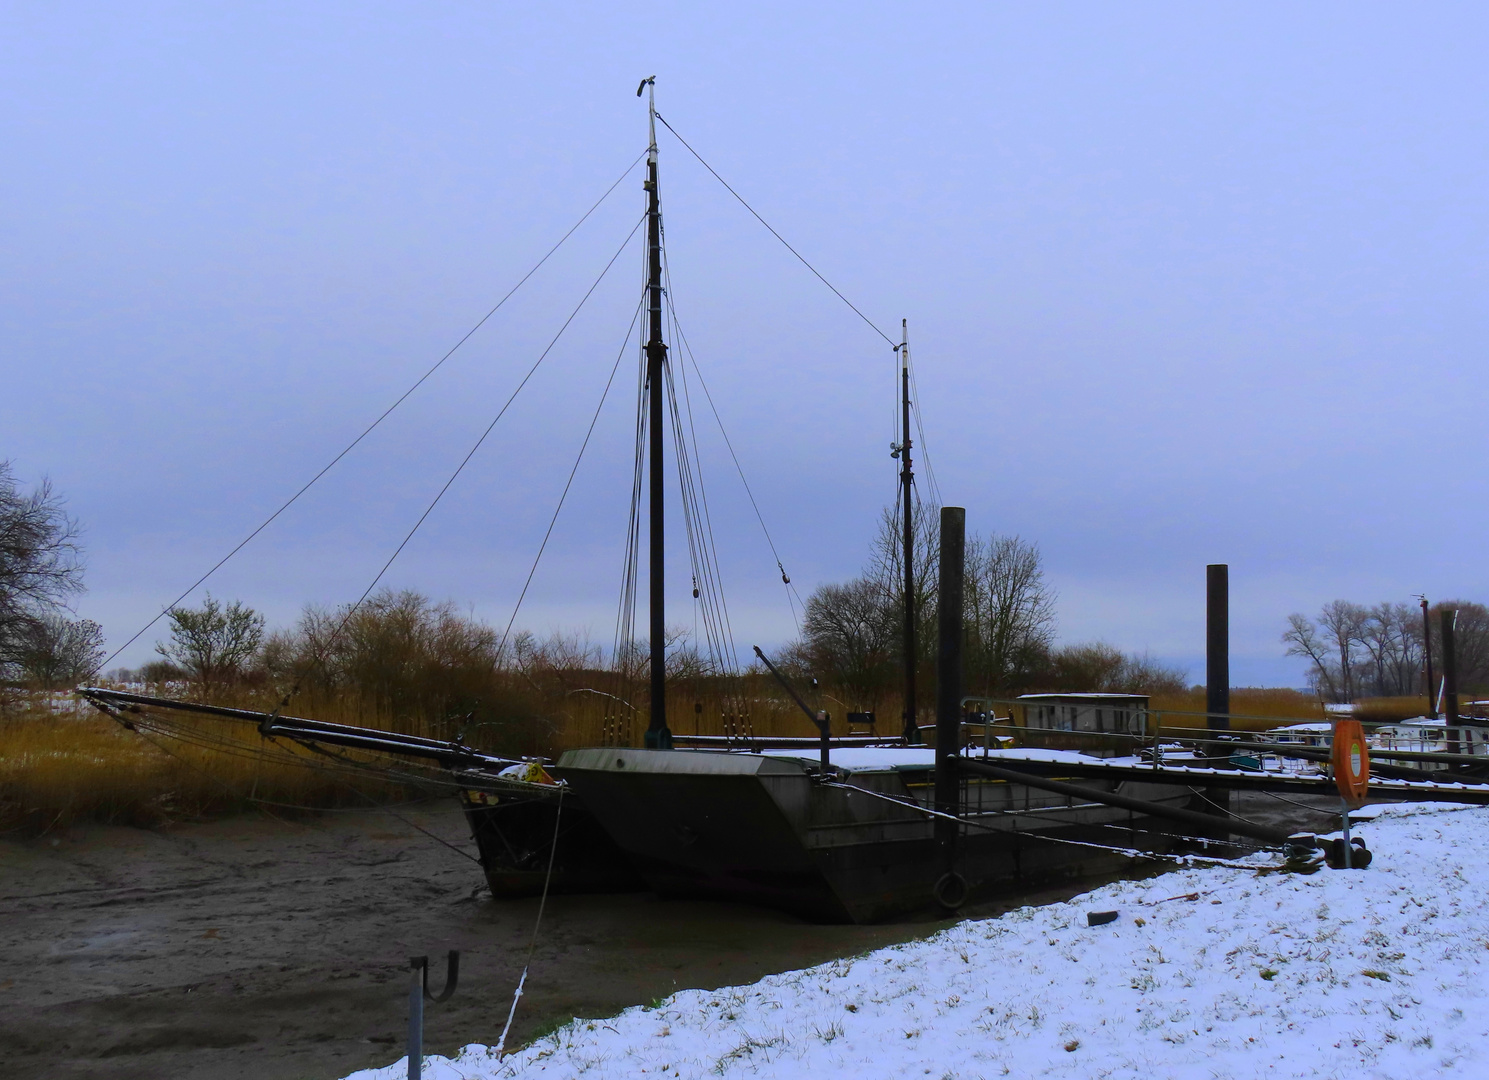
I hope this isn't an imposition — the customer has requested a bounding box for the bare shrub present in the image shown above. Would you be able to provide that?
[156,594,265,697]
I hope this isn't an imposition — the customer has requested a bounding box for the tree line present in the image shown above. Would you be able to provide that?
[786,502,1187,717]
[1283,599,1489,702]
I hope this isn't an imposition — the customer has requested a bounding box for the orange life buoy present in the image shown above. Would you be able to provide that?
[1332,719,1370,806]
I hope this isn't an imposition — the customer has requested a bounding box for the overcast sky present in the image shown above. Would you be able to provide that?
[4,3,1486,685]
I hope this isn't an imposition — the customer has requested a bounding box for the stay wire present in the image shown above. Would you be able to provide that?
[652,111,896,349]
[277,212,647,714]
[905,351,942,505]
[659,263,738,677]
[494,292,647,663]
[662,279,806,637]
[99,150,649,672]
[665,355,734,678]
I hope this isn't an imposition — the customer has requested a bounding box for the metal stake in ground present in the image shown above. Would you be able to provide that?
[406,951,459,1080]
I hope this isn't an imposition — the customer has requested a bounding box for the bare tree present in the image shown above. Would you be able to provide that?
[156,593,264,697]
[1318,600,1369,700]
[15,613,105,688]
[1042,642,1187,694]
[1432,601,1489,693]
[964,533,1057,693]
[866,499,939,673]
[800,577,898,708]
[1359,602,1422,697]
[0,462,85,672]
[1283,612,1340,700]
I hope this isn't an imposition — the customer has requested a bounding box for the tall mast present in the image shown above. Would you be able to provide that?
[641,76,672,749]
[899,319,918,744]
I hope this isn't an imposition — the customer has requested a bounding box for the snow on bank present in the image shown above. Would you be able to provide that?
[348,803,1489,1079]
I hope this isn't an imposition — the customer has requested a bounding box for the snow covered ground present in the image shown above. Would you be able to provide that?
[347,802,1489,1079]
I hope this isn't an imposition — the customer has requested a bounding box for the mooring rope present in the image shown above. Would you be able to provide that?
[494,785,566,1058]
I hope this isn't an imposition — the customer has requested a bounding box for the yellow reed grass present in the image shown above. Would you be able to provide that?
[1146,688,1325,733]
[0,698,420,833]
[1351,696,1433,723]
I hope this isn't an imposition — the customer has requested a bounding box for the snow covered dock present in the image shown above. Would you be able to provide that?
[348,802,1489,1079]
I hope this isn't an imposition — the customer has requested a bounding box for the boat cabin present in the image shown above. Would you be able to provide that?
[1268,722,1333,747]
[1372,717,1489,758]
[1016,693,1149,736]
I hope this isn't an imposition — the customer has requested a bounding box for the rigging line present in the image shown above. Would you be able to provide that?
[494,786,565,1058]
[494,293,647,663]
[109,715,477,864]
[99,150,649,671]
[659,282,734,675]
[652,111,896,349]
[666,360,735,676]
[665,309,742,680]
[279,212,648,710]
[290,741,483,863]
[819,781,1269,867]
[612,337,648,665]
[612,236,651,674]
[906,356,942,504]
[660,269,804,636]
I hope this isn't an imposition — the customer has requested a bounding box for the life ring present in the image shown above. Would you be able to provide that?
[933,871,969,911]
[1331,720,1370,807]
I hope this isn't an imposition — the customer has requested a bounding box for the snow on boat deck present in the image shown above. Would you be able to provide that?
[346,802,1489,1079]
[748,746,1201,772]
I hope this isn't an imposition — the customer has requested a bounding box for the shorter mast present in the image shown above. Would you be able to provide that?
[898,319,918,744]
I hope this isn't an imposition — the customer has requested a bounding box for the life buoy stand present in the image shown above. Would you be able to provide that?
[1331,719,1370,807]
[933,871,969,911]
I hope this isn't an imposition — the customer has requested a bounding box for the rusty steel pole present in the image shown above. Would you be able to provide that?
[935,506,965,872]
[1205,564,1232,818]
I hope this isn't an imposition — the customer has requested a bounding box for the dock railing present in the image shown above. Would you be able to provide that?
[952,696,1489,775]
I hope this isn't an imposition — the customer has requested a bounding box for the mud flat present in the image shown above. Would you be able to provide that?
[0,796,1335,1080]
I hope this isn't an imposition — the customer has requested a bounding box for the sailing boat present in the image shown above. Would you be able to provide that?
[546,84,1204,921]
[81,81,1207,919]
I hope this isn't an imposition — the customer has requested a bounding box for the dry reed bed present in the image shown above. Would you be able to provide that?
[1,684,1341,833]
[0,699,420,833]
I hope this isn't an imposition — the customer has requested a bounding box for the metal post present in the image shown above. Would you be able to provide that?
[935,506,965,872]
[1339,799,1353,869]
[1420,597,1436,719]
[407,957,424,1080]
